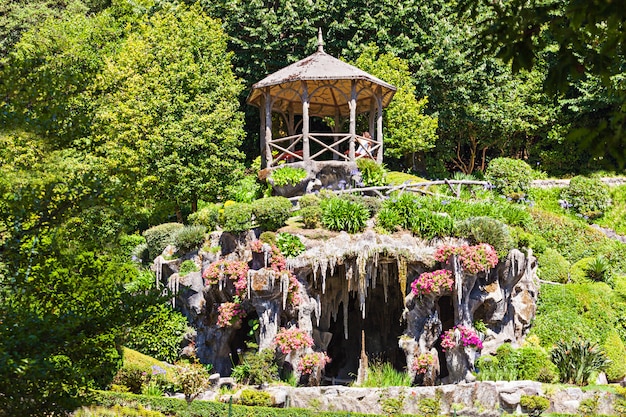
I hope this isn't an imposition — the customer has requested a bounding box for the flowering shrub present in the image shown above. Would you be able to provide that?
[251,240,300,306]
[286,272,302,306]
[440,325,483,351]
[217,301,244,328]
[434,244,498,274]
[411,269,454,297]
[298,352,331,375]
[412,352,436,374]
[203,260,248,296]
[274,327,313,355]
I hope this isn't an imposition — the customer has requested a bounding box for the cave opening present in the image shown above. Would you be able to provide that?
[436,295,454,379]
[323,270,406,383]
[228,310,260,369]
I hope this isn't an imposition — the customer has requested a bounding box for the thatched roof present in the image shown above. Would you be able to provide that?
[247,38,396,117]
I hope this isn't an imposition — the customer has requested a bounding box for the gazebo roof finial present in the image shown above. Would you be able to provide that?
[317,27,324,53]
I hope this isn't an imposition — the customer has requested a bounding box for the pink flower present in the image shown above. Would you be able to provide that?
[411,269,454,297]
[440,325,483,351]
[434,244,498,274]
[217,302,244,328]
[274,327,313,355]
[412,352,436,374]
[298,352,331,375]
[203,260,249,296]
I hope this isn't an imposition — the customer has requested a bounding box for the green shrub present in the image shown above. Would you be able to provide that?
[125,269,156,293]
[125,304,189,363]
[112,365,147,394]
[520,395,550,417]
[339,193,381,216]
[511,227,547,253]
[299,193,321,208]
[187,204,220,230]
[259,231,277,245]
[276,233,305,258]
[578,397,598,417]
[585,255,611,283]
[455,216,513,257]
[356,158,386,187]
[252,197,293,231]
[569,257,594,284]
[361,361,412,387]
[73,405,166,416]
[173,225,206,253]
[222,203,253,233]
[118,234,147,260]
[551,339,611,385]
[561,176,611,219]
[321,197,370,233]
[537,248,571,283]
[408,209,454,240]
[231,349,279,385]
[227,175,262,203]
[376,207,403,232]
[416,397,440,417]
[179,260,199,277]
[517,345,558,382]
[300,205,322,229]
[603,330,626,382]
[485,157,535,198]
[143,223,184,259]
[270,166,307,187]
[239,389,272,407]
[175,362,210,403]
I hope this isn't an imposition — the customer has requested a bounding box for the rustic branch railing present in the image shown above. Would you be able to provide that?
[269,134,303,164]
[308,133,351,161]
[289,180,490,201]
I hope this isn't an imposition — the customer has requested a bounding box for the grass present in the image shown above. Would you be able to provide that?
[359,361,412,388]
[122,348,177,383]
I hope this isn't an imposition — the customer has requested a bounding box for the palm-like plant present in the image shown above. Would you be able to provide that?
[551,339,611,385]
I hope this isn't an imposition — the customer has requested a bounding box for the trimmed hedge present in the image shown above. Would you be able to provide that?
[90,391,378,417]
[143,223,184,259]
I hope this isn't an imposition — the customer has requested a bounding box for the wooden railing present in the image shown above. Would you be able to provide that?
[268,133,380,167]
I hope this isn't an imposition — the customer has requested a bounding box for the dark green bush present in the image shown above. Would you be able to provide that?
[300,205,322,229]
[112,365,146,394]
[125,304,189,363]
[142,223,184,259]
[239,389,272,407]
[270,166,307,187]
[551,339,610,385]
[173,225,206,253]
[520,395,550,417]
[537,248,570,283]
[356,158,386,187]
[476,343,556,383]
[187,204,220,230]
[321,197,370,233]
[455,216,513,256]
[222,203,253,233]
[485,157,535,198]
[561,176,611,219]
[227,175,262,203]
[252,197,293,231]
[276,233,305,258]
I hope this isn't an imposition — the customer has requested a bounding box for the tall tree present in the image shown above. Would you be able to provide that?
[354,45,438,171]
[92,3,245,218]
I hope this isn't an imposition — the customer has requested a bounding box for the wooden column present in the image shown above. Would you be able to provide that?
[333,109,341,160]
[348,80,357,161]
[369,98,376,136]
[287,103,295,137]
[376,88,383,164]
[301,81,310,162]
[260,94,267,168]
[264,88,273,167]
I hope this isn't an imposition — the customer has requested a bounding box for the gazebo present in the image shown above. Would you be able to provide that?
[247,29,396,170]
